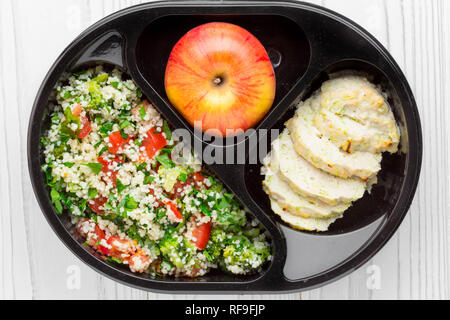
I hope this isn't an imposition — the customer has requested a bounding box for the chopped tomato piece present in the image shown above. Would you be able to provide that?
[164,200,183,223]
[97,156,109,171]
[98,241,110,256]
[170,180,188,199]
[167,172,206,200]
[77,220,109,255]
[84,224,106,250]
[90,226,111,255]
[107,236,136,260]
[108,131,131,154]
[148,187,164,208]
[78,115,92,139]
[193,172,206,182]
[129,250,151,273]
[72,104,82,117]
[190,219,211,250]
[97,156,122,171]
[170,172,208,199]
[141,128,166,159]
[88,196,107,214]
[98,156,122,187]
[192,172,208,190]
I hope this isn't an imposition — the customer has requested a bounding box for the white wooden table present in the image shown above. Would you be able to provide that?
[0,0,448,300]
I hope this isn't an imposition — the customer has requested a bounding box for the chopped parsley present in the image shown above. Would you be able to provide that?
[82,163,103,174]
[156,154,175,169]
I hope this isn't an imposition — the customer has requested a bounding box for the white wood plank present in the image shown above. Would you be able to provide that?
[0,0,34,300]
[0,0,448,300]
[9,0,104,299]
[303,0,450,300]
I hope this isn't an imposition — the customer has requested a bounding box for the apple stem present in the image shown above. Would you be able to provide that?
[213,76,224,86]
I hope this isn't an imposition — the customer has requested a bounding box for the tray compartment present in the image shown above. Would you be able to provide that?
[36,62,275,284]
[71,31,126,70]
[243,59,408,235]
[133,13,311,133]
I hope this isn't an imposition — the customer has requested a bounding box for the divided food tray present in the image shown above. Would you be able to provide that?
[27,0,422,293]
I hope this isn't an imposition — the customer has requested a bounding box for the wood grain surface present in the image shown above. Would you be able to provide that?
[0,0,448,300]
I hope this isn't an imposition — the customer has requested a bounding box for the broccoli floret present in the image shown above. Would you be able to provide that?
[87,80,103,109]
[159,235,185,269]
[204,229,227,263]
[159,235,204,271]
[222,236,271,274]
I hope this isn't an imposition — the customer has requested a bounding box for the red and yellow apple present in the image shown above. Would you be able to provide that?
[164,22,276,136]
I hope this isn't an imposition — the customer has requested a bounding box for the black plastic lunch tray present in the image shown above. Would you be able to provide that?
[28,0,422,293]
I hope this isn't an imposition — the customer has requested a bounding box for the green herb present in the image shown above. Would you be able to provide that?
[88,188,98,199]
[178,172,187,183]
[137,88,142,98]
[107,257,123,264]
[217,197,230,210]
[98,146,108,156]
[144,176,155,184]
[50,188,63,214]
[155,154,175,169]
[119,129,128,140]
[224,193,234,202]
[200,202,211,216]
[63,91,73,99]
[124,196,138,210]
[122,83,133,91]
[93,141,102,148]
[93,73,108,83]
[94,115,103,124]
[136,162,147,172]
[118,108,131,120]
[40,137,49,146]
[59,133,70,144]
[119,120,131,130]
[163,120,172,140]
[111,81,119,89]
[155,207,166,221]
[63,162,75,168]
[99,122,114,137]
[139,105,146,120]
[78,199,87,212]
[204,251,214,262]
[116,178,127,194]
[60,106,81,138]
[161,145,174,155]
[82,163,103,174]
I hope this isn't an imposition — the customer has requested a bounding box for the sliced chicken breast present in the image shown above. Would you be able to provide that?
[263,170,351,219]
[272,132,366,205]
[314,76,400,154]
[262,151,351,219]
[286,97,382,180]
[270,200,340,232]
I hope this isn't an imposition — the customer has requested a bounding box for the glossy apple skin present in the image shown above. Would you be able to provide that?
[164,22,276,136]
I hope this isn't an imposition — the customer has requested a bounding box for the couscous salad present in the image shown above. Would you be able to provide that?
[41,66,272,277]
